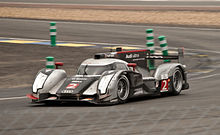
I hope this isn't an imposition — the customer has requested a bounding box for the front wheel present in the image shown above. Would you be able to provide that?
[171,67,183,95]
[117,75,130,103]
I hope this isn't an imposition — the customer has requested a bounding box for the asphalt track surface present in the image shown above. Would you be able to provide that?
[1,0,220,7]
[0,18,220,135]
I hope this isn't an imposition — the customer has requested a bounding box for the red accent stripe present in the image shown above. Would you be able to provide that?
[117,49,148,54]
[127,63,137,67]
[26,94,39,100]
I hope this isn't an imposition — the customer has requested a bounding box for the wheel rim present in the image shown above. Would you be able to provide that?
[117,77,129,100]
[173,70,183,92]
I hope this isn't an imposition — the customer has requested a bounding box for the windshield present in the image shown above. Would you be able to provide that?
[77,64,114,75]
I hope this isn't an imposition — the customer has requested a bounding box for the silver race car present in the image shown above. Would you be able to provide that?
[27,49,189,104]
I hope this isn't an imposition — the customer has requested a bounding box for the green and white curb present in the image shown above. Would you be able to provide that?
[158,36,170,63]
[50,22,56,47]
[46,56,55,69]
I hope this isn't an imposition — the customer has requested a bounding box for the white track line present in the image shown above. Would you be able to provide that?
[0,96,26,101]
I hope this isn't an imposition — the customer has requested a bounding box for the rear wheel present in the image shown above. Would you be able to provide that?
[117,75,130,103]
[171,67,183,95]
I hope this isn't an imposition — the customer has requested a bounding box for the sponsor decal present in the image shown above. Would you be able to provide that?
[71,80,82,83]
[61,90,74,93]
[146,56,164,59]
[106,52,116,58]
[72,78,87,81]
[66,83,79,89]
[126,54,140,59]
[160,80,168,92]
[133,58,145,61]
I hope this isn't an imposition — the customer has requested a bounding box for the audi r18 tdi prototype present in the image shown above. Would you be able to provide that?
[27,49,189,104]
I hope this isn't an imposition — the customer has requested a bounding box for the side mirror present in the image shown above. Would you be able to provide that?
[55,62,64,69]
[127,63,137,71]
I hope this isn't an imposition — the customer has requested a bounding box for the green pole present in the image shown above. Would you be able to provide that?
[46,56,55,69]
[146,42,155,70]
[146,29,154,43]
[50,22,56,47]
[146,42,155,54]
[158,36,170,63]
[146,29,155,70]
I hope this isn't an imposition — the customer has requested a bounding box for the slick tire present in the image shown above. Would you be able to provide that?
[171,67,183,95]
[116,75,130,103]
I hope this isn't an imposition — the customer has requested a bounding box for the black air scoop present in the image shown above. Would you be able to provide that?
[57,76,99,96]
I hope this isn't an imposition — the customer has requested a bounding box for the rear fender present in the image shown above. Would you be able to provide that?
[154,63,186,81]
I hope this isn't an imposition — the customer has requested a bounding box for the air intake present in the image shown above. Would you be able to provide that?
[94,53,106,59]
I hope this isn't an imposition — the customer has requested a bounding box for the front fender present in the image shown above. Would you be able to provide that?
[97,70,127,103]
[32,68,67,94]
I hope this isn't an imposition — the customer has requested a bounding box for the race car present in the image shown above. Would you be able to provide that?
[27,48,189,104]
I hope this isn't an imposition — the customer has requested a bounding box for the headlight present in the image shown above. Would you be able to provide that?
[98,74,114,94]
[32,72,48,93]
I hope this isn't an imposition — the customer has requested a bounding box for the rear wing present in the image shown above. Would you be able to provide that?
[146,48,184,64]
[116,50,148,69]
[97,48,184,69]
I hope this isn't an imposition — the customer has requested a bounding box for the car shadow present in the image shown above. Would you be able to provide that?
[127,93,187,104]
[28,93,187,107]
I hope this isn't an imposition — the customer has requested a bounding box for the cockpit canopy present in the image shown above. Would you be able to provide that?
[76,58,128,75]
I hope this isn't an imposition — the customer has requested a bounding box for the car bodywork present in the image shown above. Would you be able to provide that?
[27,49,189,104]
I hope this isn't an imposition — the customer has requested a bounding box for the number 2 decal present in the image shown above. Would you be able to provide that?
[161,80,168,92]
